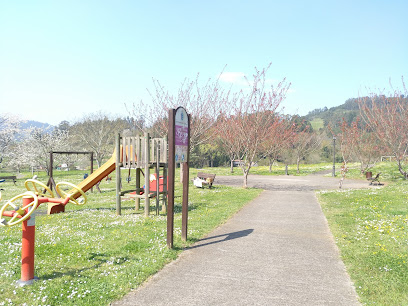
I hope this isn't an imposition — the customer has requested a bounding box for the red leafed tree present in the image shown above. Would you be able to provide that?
[261,115,296,172]
[216,117,242,173]
[334,122,353,188]
[358,78,408,178]
[217,64,290,187]
[340,118,380,174]
[292,127,322,174]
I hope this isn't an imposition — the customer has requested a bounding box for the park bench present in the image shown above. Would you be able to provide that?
[366,172,381,185]
[0,176,17,185]
[193,172,216,188]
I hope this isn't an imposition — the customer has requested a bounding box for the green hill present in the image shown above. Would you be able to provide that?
[304,98,360,132]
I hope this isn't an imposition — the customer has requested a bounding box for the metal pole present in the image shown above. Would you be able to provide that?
[332,136,336,177]
[18,196,38,286]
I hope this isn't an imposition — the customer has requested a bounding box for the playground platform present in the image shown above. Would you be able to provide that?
[113,174,366,305]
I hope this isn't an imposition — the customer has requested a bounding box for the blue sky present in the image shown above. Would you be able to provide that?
[1,0,407,125]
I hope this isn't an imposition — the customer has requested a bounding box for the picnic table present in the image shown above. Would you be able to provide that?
[0,176,17,185]
[193,172,216,188]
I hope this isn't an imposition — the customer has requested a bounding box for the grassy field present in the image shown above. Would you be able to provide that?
[336,161,408,184]
[2,161,408,305]
[0,170,261,305]
[192,162,335,177]
[318,161,408,305]
[310,118,325,130]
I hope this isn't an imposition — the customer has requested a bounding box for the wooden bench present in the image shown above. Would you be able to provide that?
[194,172,216,188]
[0,176,17,185]
[366,172,381,185]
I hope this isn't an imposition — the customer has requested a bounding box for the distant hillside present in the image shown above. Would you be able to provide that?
[20,120,54,131]
[304,98,360,132]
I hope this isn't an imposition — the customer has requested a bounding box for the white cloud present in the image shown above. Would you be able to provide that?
[218,72,247,86]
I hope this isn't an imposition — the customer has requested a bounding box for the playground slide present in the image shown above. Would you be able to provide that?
[69,145,137,199]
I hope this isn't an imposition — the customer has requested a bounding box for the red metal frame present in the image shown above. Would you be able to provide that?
[3,195,71,285]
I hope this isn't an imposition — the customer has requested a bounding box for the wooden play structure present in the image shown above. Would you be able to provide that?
[42,133,167,216]
[115,132,168,216]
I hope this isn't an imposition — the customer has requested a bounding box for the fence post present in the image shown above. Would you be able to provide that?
[116,133,121,215]
[144,132,150,217]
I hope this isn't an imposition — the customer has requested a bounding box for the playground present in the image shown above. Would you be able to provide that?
[0,166,261,305]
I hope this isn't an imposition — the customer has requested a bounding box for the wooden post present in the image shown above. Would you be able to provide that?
[181,113,190,241]
[162,165,167,213]
[144,132,150,217]
[156,140,160,215]
[49,151,53,183]
[47,151,53,191]
[90,152,94,193]
[167,109,176,249]
[162,137,168,213]
[135,136,142,210]
[115,133,121,215]
[135,168,141,210]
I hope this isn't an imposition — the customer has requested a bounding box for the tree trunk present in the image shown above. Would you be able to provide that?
[96,156,101,168]
[268,157,274,173]
[297,157,300,174]
[242,165,251,188]
[230,159,234,173]
[397,159,408,179]
[243,170,248,188]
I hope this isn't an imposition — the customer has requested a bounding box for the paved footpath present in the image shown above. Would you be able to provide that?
[113,174,373,306]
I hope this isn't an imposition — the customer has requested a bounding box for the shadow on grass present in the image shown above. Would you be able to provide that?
[39,252,127,281]
[186,229,254,250]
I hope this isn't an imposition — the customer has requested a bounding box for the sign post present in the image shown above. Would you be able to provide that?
[167,107,190,248]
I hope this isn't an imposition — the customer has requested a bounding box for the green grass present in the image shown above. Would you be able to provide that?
[192,162,334,177]
[0,170,261,305]
[332,161,408,184]
[310,118,324,130]
[318,183,408,305]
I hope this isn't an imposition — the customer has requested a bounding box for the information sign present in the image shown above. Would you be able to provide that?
[175,107,189,163]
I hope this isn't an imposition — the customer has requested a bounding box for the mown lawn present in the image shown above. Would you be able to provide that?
[318,182,408,305]
[0,170,261,305]
[337,161,408,184]
[192,162,335,177]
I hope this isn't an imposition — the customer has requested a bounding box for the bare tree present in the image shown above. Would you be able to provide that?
[292,128,322,173]
[128,74,226,152]
[358,78,408,178]
[339,118,380,174]
[70,112,128,167]
[217,64,290,187]
[261,115,296,172]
